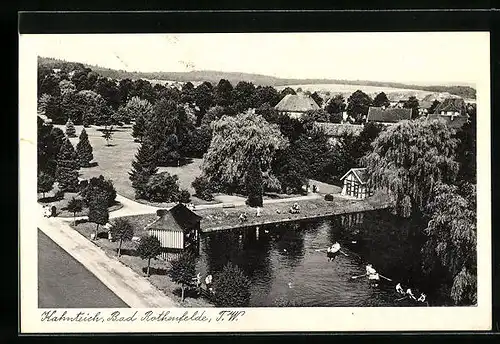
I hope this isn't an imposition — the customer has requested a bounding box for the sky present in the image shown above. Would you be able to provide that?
[32,32,489,85]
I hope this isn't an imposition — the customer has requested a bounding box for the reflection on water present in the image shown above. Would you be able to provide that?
[196,209,433,307]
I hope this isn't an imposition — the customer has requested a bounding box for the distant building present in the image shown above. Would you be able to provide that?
[274,94,320,119]
[366,107,412,125]
[340,168,373,199]
[426,97,468,129]
[314,122,363,146]
[145,204,202,261]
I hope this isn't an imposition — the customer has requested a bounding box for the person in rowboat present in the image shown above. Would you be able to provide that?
[406,288,416,300]
[417,293,426,303]
[396,283,405,294]
[326,242,341,261]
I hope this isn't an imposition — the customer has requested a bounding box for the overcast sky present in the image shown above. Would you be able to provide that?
[33,32,488,85]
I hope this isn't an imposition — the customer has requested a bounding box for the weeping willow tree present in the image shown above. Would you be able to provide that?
[421,182,477,305]
[361,119,460,217]
[201,109,288,194]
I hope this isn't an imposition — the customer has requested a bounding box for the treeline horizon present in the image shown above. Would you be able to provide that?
[38,56,477,100]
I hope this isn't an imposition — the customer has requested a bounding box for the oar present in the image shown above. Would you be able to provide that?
[339,249,349,257]
[379,274,393,282]
[351,274,366,279]
[395,296,407,301]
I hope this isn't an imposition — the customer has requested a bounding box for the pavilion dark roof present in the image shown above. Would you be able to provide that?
[433,97,467,115]
[147,203,202,232]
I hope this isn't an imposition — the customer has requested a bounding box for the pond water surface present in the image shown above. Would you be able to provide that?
[195,209,443,307]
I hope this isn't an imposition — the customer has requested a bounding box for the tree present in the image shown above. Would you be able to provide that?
[178,189,191,203]
[66,197,83,225]
[201,110,288,194]
[372,92,390,108]
[211,262,251,307]
[80,175,117,207]
[455,105,476,183]
[55,139,80,192]
[132,114,147,143]
[253,86,281,108]
[109,218,134,257]
[302,109,329,123]
[144,172,180,202]
[421,182,476,305]
[353,122,384,164]
[280,87,296,97]
[194,81,214,120]
[310,92,323,107]
[325,94,346,120]
[102,125,114,146]
[167,251,197,301]
[129,141,158,199]
[245,157,263,207]
[38,121,65,177]
[232,81,256,113]
[88,192,109,240]
[346,90,372,123]
[428,100,440,114]
[137,235,162,277]
[37,171,54,199]
[180,82,195,104]
[404,96,420,119]
[75,128,94,167]
[361,120,460,217]
[192,176,215,201]
[126,96,153,126]
[214,79,234,107]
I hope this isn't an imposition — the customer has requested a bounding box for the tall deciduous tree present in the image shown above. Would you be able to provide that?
[129,141,158,199]
[144,172,180,202]
[211,262,251,307]
[76,128,94,167]
[404,96,420,119]
[232,81,256,113]
[202,110,288,194]
[110,218,134,257]
[361,120,459,217]
[55,139,80,192]
[167,251,197,301]
[253,86,281,108]
[137,235,162,277]
[346,90,372,123]
[214,79,234,107]
[421,182,476,305]
[372,92,391,108]
[88,192,109,240]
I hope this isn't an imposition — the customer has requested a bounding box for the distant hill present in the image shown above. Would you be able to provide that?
[38,56,476,99]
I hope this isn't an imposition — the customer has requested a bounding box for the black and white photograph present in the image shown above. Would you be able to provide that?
[20,30,491,332]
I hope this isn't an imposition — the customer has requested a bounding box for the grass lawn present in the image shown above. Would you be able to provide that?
[38,189,122,218]
[70,218,214,308]
[196,191,393,232]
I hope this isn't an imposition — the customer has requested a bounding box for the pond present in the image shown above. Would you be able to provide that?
[195,209,444,307]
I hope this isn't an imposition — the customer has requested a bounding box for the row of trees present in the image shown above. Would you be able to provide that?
[361,113,477,305]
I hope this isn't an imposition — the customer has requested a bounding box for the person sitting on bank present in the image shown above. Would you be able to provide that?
[406,288,416,300]
[396,283,405,294]
[239,213,248,223]
[289,202,300,214]
[417,293,426,303]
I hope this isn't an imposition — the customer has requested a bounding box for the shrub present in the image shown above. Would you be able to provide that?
[137,235,162,277]
[192,176,214,201]
[167,251,197,301]
[65,118,77,138]
[324,194,334,201]
[80,175,116,207]
[144,172,180,202]
[54,189,65,201]
[178,189,191,203]
[211,262,251,307]
[109,218,134,257]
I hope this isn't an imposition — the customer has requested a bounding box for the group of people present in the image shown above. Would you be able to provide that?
[238,212,248,223]
[289,202,300,214]
[395,283,426,303]
[194,273,214,295]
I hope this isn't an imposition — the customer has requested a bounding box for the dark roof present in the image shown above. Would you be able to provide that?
[314,122,363,137]
[433,98,466,115]
[340,168,369,184]
[366,107,412,123]
[147,203,202,232]
[275,94,320,112]
[426,114,468,129]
